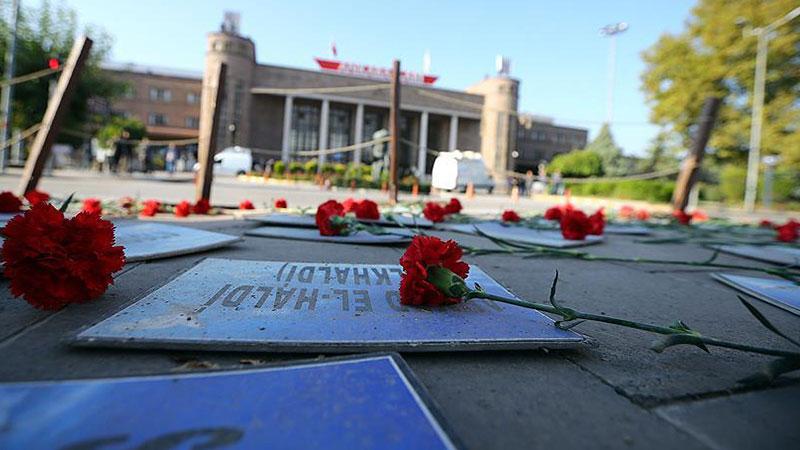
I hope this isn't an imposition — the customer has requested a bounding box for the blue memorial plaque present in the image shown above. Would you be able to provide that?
[245,226,413,245]
[604,224,651,235]
[436,222,602,248]
[115,222,242,262]
[0,212,19,227]
[246,213,432,228]
[712,273,800,317]
[75,258,582,352]
[714,244,800,266]
[0,354,461,450]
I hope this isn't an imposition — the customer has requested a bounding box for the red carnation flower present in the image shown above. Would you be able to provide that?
[587,208,605,236]
[692,210,709,222]
[315,200,346,236]
[423,202,446,223]
[140,199,161,217]
[274,198,287,209]
[82,198,102,215]
[501,209,521,222]
[193,198,211,215]
[672,209,692,226]
[635,209,650,221]
[618,205,634,219]
[342,198,358,213]
[560,208,590,240]
[0,191,22,213]
[444,198,462,215]
[399,235,470,306]
[24,190,50,205]
[1,202,125,310]
[174,201,191,217]
[775,220,799,242]
[544,204,573,222]
[119,196,135,210]
[239,199,255,210]
[354,199,380,220]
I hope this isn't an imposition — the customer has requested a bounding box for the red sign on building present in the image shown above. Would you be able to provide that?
[314,58,438,85]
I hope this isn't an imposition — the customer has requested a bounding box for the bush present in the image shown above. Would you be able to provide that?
[288,161,304,174]
[321,163,336,175]
[333,163,347,176]
[304,159,318,175]
[273,160,285,176]
[566,179,674,203]
[549,149,604,178]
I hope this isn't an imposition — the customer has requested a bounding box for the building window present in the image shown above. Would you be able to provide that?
[185,116,199,129]
[148,113,167,126]
[123,85,136,99]
[290,102,321,156]
[149,87,172,102]
[187,92,200,105]
[327,107,352,163]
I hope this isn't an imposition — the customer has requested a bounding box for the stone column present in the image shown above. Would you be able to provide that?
[281,95,293,162]
[417,111,429,176]
[353,103,364,165]
[466,76,519,187]
[318,99,330,170]
[448,115,459,151]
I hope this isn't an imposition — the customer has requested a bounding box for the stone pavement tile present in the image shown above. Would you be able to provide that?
[461,254,800,403]
[654,385,800,450]
[405,352,706,450]
[0,263,140,343]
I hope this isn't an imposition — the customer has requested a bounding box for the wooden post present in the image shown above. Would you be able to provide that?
[388,60,401,204]
[17,36,92,195]
[195,63,227,202]
[671,97,721,211]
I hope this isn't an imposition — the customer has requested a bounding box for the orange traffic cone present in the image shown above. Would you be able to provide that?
[466,182,475,199]
[412,182,419,198]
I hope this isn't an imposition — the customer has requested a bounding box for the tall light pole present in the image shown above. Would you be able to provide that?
[743,6,800,212]
[0,0,21,172]
[600,22,628,125]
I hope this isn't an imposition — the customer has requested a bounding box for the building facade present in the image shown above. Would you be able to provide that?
[515,114,589,173]
[200,18,522,183]
[103,63,203,141]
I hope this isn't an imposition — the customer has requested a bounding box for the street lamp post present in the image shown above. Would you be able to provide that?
[743,6,800,212]
[599,22,628,125]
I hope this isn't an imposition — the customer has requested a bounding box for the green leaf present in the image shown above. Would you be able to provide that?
[651,334,710,353]
[59,193,74,213]
[738,357,800,386]
[738,296,800,349]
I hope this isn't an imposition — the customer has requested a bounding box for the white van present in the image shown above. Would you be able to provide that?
[431,150,495,193]
[194,146,252,175]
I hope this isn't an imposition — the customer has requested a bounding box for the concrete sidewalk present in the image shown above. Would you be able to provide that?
[0,216,798,449]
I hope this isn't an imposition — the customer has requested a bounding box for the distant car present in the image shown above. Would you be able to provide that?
[431,150,494,193]
[193,146,252,176]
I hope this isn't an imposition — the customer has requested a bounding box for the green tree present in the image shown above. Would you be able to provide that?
[637,131,682,173]
[96,116,146,148]
[0,0,122,145]
[641,0,800,165]
[584,123,627,175]
[549,149,603,178]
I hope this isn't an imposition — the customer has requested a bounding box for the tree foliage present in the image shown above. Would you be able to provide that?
[641,0,800,165]
[0,0,122,145]
[549,149,603,178]
[584,123,630,176]
[96,116,145,148]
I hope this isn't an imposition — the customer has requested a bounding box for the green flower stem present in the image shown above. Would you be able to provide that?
[464,290,800,359]
[461,242,800,283]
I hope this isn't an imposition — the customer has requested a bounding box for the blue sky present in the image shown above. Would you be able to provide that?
[33,0,695,156]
